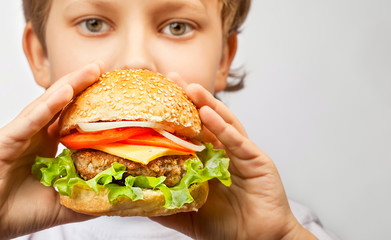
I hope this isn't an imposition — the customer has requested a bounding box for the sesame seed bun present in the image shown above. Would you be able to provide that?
[60,181,209,216]
[59,69,201,138]
[56,69,208,217]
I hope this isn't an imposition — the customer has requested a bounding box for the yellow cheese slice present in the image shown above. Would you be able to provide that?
[91,143,192,165]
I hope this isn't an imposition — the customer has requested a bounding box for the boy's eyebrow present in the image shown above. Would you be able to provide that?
[64,0,117,13]
[64,0,208,15]
[154,0,206,13]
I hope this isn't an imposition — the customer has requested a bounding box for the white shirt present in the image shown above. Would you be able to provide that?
[13,200,339,240]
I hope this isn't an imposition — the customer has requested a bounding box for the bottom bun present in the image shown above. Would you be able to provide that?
[60,182,209,216]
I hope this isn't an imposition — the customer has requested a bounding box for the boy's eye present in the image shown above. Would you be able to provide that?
[78,19,112,36]
[161,22,194,37]
[86,19,103,32]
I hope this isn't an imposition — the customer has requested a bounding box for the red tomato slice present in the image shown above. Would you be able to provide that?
[120,134,195,153]
[60,127,155,149]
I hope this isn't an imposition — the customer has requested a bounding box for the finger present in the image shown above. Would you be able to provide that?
[38,60,104,103]
[66,60,105,96]
[47,117,60,140]
[1,61,104,141]
[202,127,224,149]
[21,61,103,120]
[185,84,247,137]
[166,72,188,90]
[2,84,73,141]
[19,61,104,119]
[199,106,259,160]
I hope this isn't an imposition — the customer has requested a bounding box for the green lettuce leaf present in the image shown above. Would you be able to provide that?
[32,143,231,209]
[105,176,166,204]
[85,162,127,192]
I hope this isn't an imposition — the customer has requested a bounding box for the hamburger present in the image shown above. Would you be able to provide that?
[32,69,231,216]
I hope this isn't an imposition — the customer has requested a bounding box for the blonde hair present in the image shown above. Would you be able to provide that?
[22,0,251,90]
[221,0,251,36]
[22,0,52,50]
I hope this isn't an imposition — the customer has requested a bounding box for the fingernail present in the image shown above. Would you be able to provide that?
[47,84,73,106]
[92,59,105,73]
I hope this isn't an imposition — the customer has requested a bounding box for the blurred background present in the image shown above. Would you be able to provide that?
[1,1,390,239]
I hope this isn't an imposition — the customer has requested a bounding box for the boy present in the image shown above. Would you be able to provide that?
[0,0,324,239]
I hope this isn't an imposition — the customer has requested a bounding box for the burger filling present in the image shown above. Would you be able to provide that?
[33,125,232,209]
[72,149,190,187]
[33,143,231,209]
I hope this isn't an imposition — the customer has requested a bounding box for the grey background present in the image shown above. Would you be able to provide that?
[1,1,390,240]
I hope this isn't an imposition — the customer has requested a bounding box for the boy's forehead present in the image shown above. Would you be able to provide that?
[48,0,223,29]
[55,0,219,11]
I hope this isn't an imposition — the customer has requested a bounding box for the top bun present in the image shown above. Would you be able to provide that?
[59,69,201,138]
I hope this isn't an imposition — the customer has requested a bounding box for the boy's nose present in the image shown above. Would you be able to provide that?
[113,31,157,72]
[118,51,156,72]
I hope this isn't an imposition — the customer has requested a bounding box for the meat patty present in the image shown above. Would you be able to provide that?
[72,149,192,187]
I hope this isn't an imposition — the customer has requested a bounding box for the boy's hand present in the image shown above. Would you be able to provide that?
[0,62,104,239]
[153,75,316,240]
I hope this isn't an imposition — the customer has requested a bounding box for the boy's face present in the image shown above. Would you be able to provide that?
[28,0,235,93]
